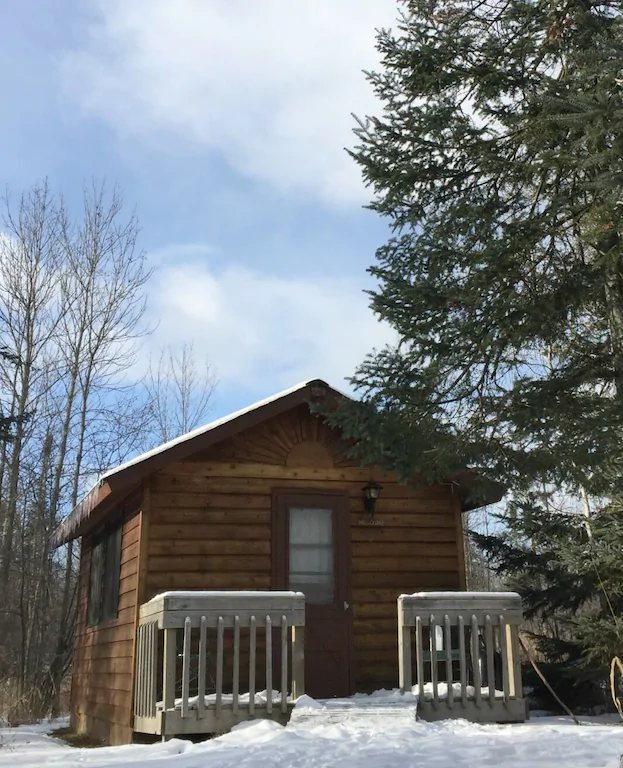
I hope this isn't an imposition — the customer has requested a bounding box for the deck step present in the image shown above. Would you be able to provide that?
[289,700,417,730]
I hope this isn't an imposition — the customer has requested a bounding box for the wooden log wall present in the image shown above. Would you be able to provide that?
[71,495,142,745]
[145,404,465,692]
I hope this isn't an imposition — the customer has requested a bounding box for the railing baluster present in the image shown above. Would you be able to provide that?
[266,615,273,714]
[415,615,424,698]
[508,622,521,698]
[163,627,177,714]
[216,616,224,720]
[233,615,240,715]
[398,606,412,692]
[136,625,143,717]
[485,615,495,709]
[458,614,467,709]
[148,622,157,718]
[471,615,482,709]
[249,615,256,715]
[291,623,304,700]
[143,625,149,717]
[429,614,438,708]
[139,623,147,718]
[444,614,453,709]
[281,616,288,714]
[197,616,206,717]
[181,616,191,718]
[499,615,510,704]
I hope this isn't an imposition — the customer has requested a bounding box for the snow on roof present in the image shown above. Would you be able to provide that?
[101,378,347,483]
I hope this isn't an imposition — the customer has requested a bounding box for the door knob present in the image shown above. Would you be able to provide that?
[344,601,350,610]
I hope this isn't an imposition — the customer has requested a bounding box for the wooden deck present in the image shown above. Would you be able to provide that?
[133,591,305,738]
[132,589,526,739]
[398,591,526,723]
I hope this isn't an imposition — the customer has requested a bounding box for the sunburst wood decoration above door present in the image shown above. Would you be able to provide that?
[188,404,358,468]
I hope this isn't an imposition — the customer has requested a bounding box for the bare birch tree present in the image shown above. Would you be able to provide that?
[0,180,154,719]
[143,342,218,446]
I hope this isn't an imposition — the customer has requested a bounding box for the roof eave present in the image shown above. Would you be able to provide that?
[51,481,113,548]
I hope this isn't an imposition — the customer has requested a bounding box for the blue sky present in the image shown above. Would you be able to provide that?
[1,0,398,419]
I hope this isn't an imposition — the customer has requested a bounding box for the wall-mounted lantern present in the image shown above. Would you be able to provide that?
[362,480,383,516]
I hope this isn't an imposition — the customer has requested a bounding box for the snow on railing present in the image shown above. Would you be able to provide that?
[398,592,526,723]
[134,591,305,738]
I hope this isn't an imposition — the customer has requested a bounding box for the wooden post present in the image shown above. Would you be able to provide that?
[485,615,495,709]
[281,616,288,714]
[458,614,467,708]
[233,615,240,715]
[135,624,144,718]
[507,622,520,698]
[181,617,191,719]
[163,628,177,713]
[148,622,158,718]
[197,616,206,717]
[499,615,510,703]
[444,614,453,708]
[430,614,439,708]
[266,616,273,714]
[471,615,482,709]
[216,616,224,720]
[249,616,257,715]
[291,624,305,699]
[415,615,424,696]
[398,599,412,692]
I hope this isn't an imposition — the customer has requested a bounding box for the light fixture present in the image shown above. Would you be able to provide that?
[362,480,383,516]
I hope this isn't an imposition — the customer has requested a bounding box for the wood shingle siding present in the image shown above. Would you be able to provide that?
[70,503,141,745]
[142,406,465,692]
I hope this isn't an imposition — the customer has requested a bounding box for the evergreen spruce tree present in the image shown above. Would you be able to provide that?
[472,494,623,710]
[325,0,623,701]
[329,0,623,502]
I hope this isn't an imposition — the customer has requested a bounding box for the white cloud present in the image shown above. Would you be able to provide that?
[60,0,397,205]
[146,247,396,396]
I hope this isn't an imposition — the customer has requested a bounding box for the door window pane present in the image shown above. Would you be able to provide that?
[289,507,334,604]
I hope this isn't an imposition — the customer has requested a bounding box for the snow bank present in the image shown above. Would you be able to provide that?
[2,712,622,768]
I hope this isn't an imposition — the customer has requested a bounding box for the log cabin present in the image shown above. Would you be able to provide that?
[52,379,503,745]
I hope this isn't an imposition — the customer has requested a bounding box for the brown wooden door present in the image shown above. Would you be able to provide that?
[273,490,353,699]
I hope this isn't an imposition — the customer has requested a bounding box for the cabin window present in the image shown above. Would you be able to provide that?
[87,518,123,626]
[288,507,334,604]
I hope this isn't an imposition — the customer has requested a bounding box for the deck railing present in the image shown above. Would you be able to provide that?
[398,591,525,723]
[134,591,306,738]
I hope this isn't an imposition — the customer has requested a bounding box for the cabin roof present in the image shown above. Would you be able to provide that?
[51,379,345,546]
[51,377,503,547]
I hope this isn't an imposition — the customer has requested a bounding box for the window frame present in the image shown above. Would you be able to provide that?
[86,515,123,627]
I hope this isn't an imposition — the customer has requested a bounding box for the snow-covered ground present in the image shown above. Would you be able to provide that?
[1,706,621,768]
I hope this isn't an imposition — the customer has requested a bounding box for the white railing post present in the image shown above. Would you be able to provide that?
[281,617,288,714]
[291,624,305,699]
[444,614,453,709]
[397,596,412,692]
[265,615,273,715]
[215,616,224,720]
[181,617,191,719]
[163,628,177,713]
[233,615,240,716]
[249,615,257,714]
[198,615,207,717]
